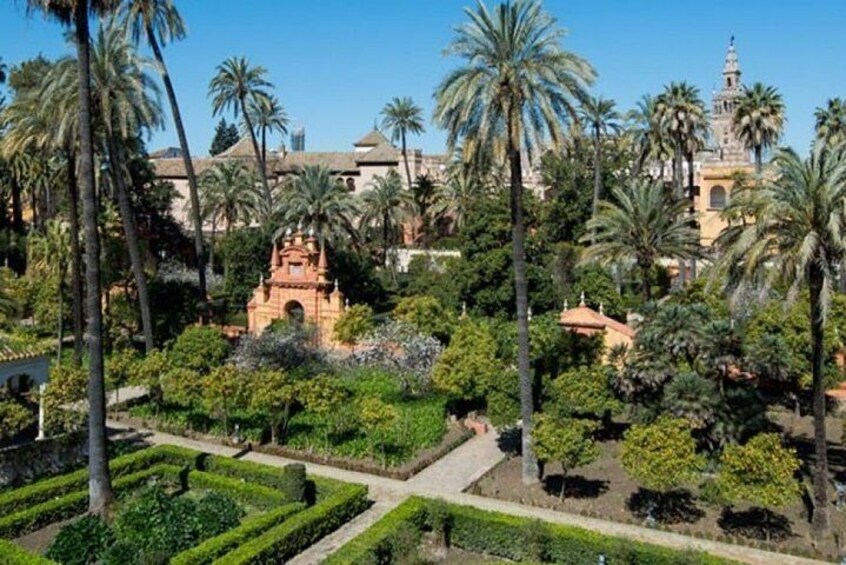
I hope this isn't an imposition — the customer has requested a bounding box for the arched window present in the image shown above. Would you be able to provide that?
[346,178,356,192]
[710,185,727,209]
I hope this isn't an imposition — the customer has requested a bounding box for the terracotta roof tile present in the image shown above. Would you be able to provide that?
[559,306,635,338]
[355,143,400,164]
[354,129,390,147]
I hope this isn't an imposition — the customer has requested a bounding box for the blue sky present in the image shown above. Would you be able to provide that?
[2,0,845,156]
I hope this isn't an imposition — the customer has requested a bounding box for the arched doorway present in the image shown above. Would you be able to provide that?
[284,301,305,325]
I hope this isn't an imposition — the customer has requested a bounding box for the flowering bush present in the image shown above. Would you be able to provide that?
[350,321,443,396]
[230,323,324,374]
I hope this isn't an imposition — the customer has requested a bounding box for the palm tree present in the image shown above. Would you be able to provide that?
[434,0,594,483]
[579,95,621,237]
[122,0,208,316]
[656,82,708,197]
[28,220,71,359]
[25,0,118,515]
[435,164,485,232]
[732,82,785,175]
[410,174,441,245]
[814,98,846,147]
[278,164,359,245]
[199,160,259,282]
[245,93,288,174]
[715,142,846,537]
[1,57,85,365]
[581,180,701,301]
[208,57,273,214]
[360,169,412,263]
[381,97,425,189]
[84,18,161,353]
[628,95,671,179]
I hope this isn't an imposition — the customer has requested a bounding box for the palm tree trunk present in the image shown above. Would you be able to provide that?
[686,152,697,280]
[74,0,113,515]
[261,126,267,176]
[401,130,413,190]
[591,126,601,245]
[507,104,538,485]
[66,152,84,367]
[641,263,652,302]
[240,99,272,215]
[146,27,208,320]
[755,145,763,176]
[209,217,217,274]
[10,177,23,235]
[106,136,154,353]
[808,264,830,537]
[674,139,685,287]
[223,221,232,286]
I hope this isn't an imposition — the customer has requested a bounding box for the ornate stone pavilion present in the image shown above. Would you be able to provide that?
[559,294,635,358]
[246,230,345,347]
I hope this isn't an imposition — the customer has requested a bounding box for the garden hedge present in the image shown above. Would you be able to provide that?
[170,502,305,565]
[215,484,370,564]
[186,470,290,510]
[0,539,56,564]
[326,497,739,565]
[0,465,179,538]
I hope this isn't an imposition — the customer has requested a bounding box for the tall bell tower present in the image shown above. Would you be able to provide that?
[709,37,749,164]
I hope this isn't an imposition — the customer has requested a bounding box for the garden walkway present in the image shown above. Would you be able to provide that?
[105,404,826,565]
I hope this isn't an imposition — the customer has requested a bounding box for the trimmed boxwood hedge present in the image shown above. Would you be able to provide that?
[170,502,305,565]
[326,497,740,565]
[215,484,370,564]
[186,470,290,510]
[0,539,56,564]
[0,465,180,539]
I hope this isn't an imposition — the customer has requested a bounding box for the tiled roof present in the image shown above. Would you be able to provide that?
[355,143,400,164]
[276,152,360,174]
[354,129,390,147]
[559,305,636,338]
[151,156,271,178]
[216,136,256,158]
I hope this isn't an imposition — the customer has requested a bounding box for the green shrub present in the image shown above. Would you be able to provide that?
[0,539,56,564]
[215,484,369,564]
[198,456,317,502]
[196,491,245,539]
[170,502,304,565]
[168,325,230,374]
[45,515,113,565]
[0,465,179,538]
[280,463,307,502]
[0,445,195,517]
[323,497,428,565]
[186,470,286,510]
[98,541,137,565]
[328,498,738,565]
[113,484,243,563]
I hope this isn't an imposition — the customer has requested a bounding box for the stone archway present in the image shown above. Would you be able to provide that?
[284,300,305,325]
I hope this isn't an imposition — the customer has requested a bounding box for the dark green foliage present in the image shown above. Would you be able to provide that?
[210,118,240,156]
[399,255,461,313]
[537,149,594,244]
[219,227,273,306]
[452,192,556,317]
[279,463,307,503]
[170,503,304,565]
[328,246,389,312]
[550,366,620,419]
[168,325,230,374]
[196,491,248,538]
[148,279,199,345]
[214,484,370,564]
[485,368,521,428]
[45,515,113,565]
[326,497,736,565]
[98,541,137,565]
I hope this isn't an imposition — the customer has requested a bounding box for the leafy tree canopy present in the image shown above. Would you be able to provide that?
[717,433,801,508]
[620,416,704,492]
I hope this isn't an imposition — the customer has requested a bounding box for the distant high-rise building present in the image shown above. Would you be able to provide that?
[291,128,305,152]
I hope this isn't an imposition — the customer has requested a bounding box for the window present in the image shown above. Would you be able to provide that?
[346,178,356,192]
[710,185,727,209]
[289,263,304,276]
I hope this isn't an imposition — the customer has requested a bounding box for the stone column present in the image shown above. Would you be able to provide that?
[37,383,47,440]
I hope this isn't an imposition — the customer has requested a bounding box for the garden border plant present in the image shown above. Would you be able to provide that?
[325,497,741,565]
[0,445,366,563]
[109,406,474,481]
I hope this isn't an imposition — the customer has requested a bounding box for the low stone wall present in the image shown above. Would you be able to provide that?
[0,431,86,489]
